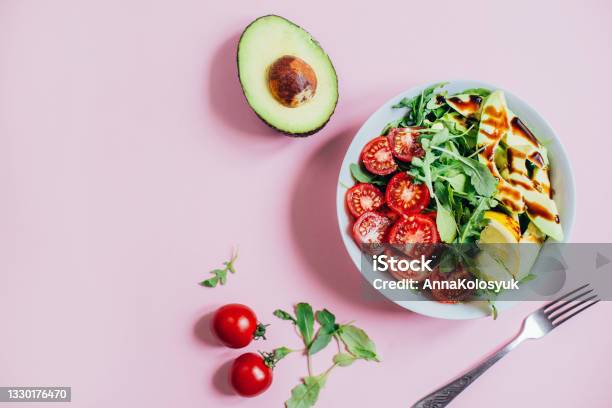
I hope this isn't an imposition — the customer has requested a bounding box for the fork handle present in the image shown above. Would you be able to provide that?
[412,336,524,408]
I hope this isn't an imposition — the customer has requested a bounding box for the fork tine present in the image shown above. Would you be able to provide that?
[549,294,598,322]
[542,283,590,312]
[552,298,600,327]
[545,289,594,316]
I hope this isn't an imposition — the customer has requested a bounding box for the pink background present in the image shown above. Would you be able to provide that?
[1,0,611,407]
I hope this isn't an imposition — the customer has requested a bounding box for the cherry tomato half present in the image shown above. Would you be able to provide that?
[360,136,398,176]
[387,127,425,162]
[429,265,474,303]
[352,211,391,253]
[385,172,430,215]
[387,214,440,259]
[379,205,403,224]
[230,352,273,397]
[346,183,384,218]
[212,304,266,349]
[388,214,440,245]
[384,246,430,282]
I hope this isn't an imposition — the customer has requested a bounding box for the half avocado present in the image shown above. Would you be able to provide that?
[237,15,338,136]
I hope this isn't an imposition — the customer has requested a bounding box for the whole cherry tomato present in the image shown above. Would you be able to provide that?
[230,352,273,397]
[212,304,266,348]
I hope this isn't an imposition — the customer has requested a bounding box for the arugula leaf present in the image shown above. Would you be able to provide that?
[286,375,327,408]
[432,146,497,196]
[337,325,380,362]
[416,148,457,243]
[458,197,495,243]
[430,128,455,146]
[349,163,387,187]
[296,303,315,346]
[333,353,357,367]
[381,118,403,135]
[274,309,297,325]
[457,88,492,97]
[392,82,448,126]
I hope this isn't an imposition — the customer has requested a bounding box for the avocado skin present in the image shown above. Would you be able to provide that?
[236,15,339,137]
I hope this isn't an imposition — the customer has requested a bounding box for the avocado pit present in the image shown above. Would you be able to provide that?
[267,55,317,108]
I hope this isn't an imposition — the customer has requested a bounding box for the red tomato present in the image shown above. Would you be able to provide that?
[230,353,273,397]
[422,211,437,222]
[346,183,384,218]
[384,247,430,282]
[387,214,440,259]
[385,172,430,215]
[388,214,440,245]
[379,205,403,223]
[386,127,425,162]
[352,211,391,253]
[212,304,265,348]
[360,136,398,175]
[429,265,474,303]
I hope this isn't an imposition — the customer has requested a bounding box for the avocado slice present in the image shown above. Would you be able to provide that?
[237,15,338,136]
[446,94,483,118]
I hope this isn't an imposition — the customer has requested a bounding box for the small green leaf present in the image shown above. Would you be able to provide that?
[431,128,454,146]
[519,274,536,284]
[273,309,297,325]
[333,353,357,367]
[295,303,315,346]
[273,347,293,361]
[200,250,238,288]
[286,375,326,408]
[431,145,497,197]
[458,197,495,243]
[212,269,227,285]
[199,277,218,287]
[489,300,498,320]
[436,204,457,243]
[308,330,332,356]
[349,163,386,186]
[446,174,468,192]
[315,309,336,330]
[307,309,338,356]
[337,325,380,362]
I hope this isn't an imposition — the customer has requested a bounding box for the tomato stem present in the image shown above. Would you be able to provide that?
[253,323,268,341]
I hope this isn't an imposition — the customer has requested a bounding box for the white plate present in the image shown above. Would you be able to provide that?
[336,80,575,320]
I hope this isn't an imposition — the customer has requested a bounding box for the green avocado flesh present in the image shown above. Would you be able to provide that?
[237,15,338,136]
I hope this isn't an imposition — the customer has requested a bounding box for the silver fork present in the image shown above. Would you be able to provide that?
[412,284,600,408]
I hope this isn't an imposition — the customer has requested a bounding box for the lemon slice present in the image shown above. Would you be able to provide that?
[480,211,520,243]
[476,211,520,281]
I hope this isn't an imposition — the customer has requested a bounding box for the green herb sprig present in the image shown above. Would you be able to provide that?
[199,249,238,288]
[272,303,379,408]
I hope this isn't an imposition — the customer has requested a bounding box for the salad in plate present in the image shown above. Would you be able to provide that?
[346,83,563,305]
